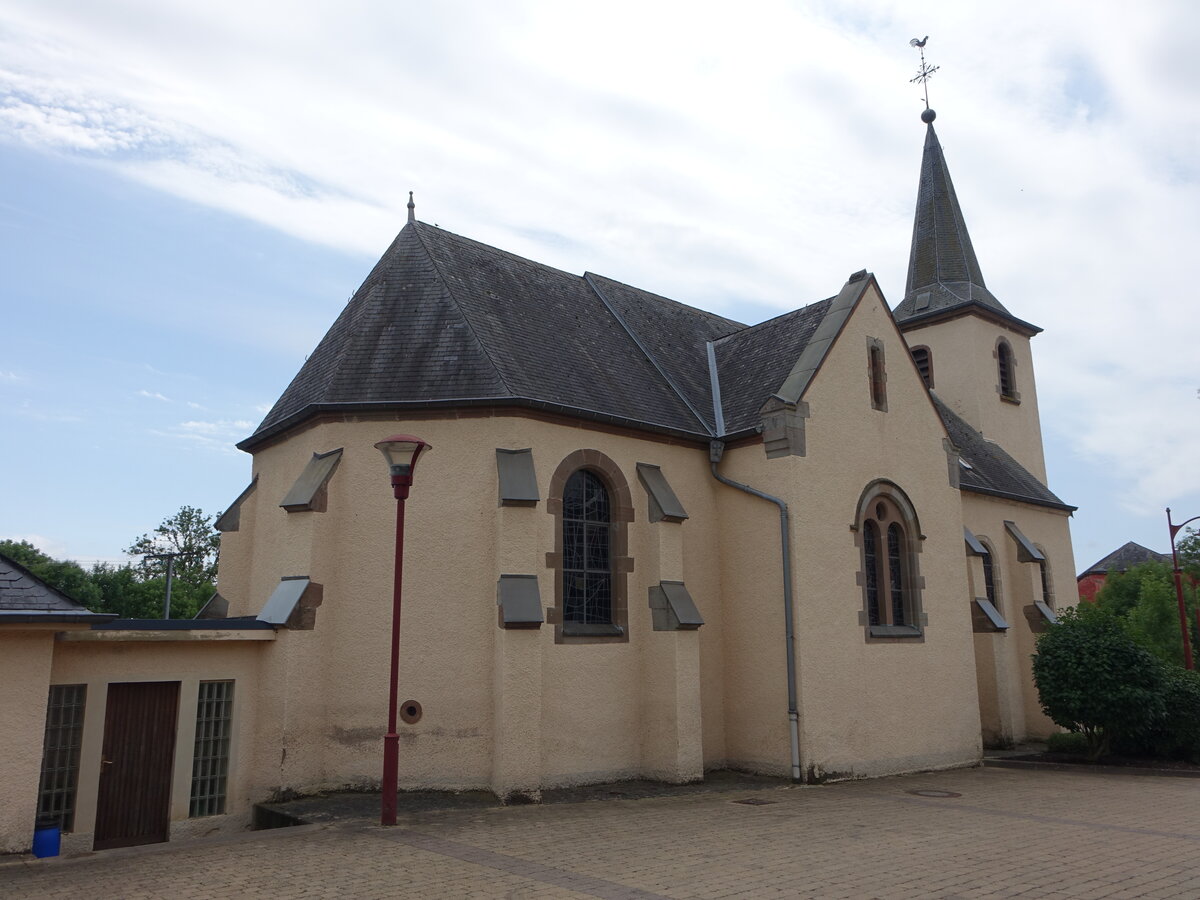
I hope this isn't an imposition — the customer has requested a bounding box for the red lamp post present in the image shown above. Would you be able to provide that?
[374,434,431,826]
[1167,508,1199,671]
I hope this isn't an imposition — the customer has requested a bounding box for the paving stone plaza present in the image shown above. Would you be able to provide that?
[4,767,1199,899]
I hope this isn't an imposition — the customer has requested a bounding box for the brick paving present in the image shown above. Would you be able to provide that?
[4,766,1200,899]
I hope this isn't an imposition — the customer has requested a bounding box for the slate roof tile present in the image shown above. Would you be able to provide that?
[713,301,832,435]
[0,553,95,614]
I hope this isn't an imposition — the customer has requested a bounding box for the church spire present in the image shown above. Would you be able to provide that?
[892,115,1038,334]
[893,37,1037,333]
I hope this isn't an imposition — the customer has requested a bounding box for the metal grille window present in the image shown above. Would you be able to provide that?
[38,684,87,831]
[562,470,612,625]
[190,680,234,817]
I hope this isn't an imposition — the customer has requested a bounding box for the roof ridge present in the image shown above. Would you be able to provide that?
[585,271,746,331]
[411,222,515,396]
[583,273,715,436]
[713,298,833,347]
[417,223,585,283]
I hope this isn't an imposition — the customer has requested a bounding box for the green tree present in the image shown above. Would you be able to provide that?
[0,539,102,608]
[1032,605,1167,761]
[126,506,221,617]
[1176,526,1200,581]
[1095,561,1198,668]
[127,505,221,585]
[1,506,221,619]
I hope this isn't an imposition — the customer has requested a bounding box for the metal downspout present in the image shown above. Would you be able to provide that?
[708,447,801,782]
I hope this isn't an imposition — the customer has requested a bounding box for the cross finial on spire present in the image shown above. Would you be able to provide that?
[909,36,939,123]
[407,191,415,224]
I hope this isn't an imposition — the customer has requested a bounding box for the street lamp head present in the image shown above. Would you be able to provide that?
[375,435,431,494]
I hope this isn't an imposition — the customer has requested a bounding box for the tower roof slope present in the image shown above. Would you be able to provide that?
[893,124,1038,334]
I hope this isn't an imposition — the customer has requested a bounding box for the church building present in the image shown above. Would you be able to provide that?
[0,109,1075,853]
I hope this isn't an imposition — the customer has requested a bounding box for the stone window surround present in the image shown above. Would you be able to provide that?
[545,449,634,644]
[852,479,926,642]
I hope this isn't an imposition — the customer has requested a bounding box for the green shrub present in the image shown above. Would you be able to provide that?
[1033,606,1166,760]
[1045,731,1089,755]
[1115,667,1200,762]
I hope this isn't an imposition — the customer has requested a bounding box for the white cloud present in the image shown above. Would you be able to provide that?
[1,0,1198,564]
[0,370,23,382]
[137,389,171,402]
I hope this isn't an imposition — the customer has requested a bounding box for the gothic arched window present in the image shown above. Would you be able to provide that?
[856,483,924,639]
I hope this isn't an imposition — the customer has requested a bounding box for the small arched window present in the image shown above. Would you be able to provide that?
[867,338,887,411]
[562,470,612,625]
[997,340,1017,401]
[910,346,933,388]
[1038,556,1054,610]
[981,544,999,612]
[857,485,923,637]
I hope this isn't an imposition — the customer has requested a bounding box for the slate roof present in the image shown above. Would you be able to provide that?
[712,301,833,434]
[245,223,748,448]
[892,124,1039,336]
[933,396,1072,511]
[244,219,1067,513]
[0,553,114,623]
[1080,542,1169,577]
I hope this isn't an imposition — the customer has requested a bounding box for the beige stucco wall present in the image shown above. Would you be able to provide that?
[0,629,55,854]
[714,282,983,780]
[903,315,1047,483]
[48,634,268,852]
[219,414,728,797]
[961,493,1076,744]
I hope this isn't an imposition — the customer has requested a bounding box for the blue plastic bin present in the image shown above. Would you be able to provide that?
[32,813,61,858]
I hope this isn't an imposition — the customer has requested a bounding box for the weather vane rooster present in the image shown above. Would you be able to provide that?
[909,36,939,122]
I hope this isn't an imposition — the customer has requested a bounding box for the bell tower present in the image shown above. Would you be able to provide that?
[892,107,1048,483]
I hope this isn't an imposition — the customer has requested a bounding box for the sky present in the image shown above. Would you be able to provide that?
[1,0,1198,575]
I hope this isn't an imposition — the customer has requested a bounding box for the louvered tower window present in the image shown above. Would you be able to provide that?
[998,340,1016,400]
[910,346,933,388]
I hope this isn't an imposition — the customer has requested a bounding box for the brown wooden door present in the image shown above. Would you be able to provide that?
[93,681,180,851]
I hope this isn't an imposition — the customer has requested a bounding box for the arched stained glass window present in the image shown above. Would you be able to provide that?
[562,470,612,625]
[863,521,881,626]
[888,523,906,626]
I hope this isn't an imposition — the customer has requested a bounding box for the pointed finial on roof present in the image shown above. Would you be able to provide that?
[909,36,939,122]
[407,191,415,224]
